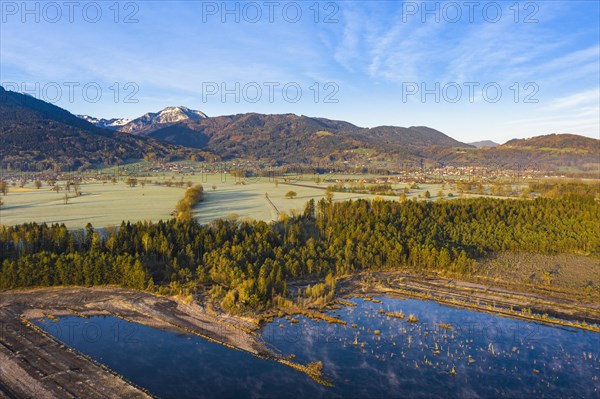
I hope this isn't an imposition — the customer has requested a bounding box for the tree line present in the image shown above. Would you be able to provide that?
[175,185,204,221]
[0,195,597,312]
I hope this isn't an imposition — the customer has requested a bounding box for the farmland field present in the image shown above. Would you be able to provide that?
[0,180,185,229]
[0,165,529,229]
[0,173,425,229]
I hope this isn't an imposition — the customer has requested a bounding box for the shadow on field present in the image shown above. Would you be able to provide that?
[193,190,264,221]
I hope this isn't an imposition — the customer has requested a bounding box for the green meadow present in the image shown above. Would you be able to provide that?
[0,172,454,229]
[1,160,529,229]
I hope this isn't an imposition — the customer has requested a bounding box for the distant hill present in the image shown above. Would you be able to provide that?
[4,89,596,174]
[214,117,469,163]
[0,87,209,171]
[102,108,471,163]
[436,133,600,175]
[469,140,499,148]
[503,134,598,150]
[82,106,598,173]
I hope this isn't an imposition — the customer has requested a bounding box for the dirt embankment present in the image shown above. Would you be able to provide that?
[0,287,275,399]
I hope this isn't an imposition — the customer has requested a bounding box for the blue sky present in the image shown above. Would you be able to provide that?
[1,0,598,143]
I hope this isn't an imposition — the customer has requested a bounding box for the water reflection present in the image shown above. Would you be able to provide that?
[36,296,599,398]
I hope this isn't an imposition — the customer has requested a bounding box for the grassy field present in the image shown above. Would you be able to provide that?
[0,173,415,229]
[191,174,412,224]
[0,181,187,229]
[476,252,600,293]
[0,168,523,229]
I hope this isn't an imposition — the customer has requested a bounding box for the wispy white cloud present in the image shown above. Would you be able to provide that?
[548,88,600,110]
[1,0,598,141]
[331,1,597,91]
[503,86,600,136]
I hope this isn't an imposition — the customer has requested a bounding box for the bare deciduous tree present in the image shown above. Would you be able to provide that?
[126,178,138,187]
[0,181,8,196]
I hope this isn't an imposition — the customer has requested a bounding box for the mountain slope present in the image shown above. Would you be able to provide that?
[503,134,598,150]
[202,114,470,161]
[11,94,595,173]
[0,87,208,170]
[434,133,599,174]
[362,125,468,148]
[110,109,471,162]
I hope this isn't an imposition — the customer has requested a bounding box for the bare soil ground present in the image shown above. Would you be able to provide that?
[0,287,274,399]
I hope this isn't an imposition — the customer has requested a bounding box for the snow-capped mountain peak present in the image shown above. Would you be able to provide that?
[78,106,207,134]
[119,106,208,134]
[77,115,132,130]
[155,106,207,123]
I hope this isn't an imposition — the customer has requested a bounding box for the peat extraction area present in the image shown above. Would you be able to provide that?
[1,287,598,399]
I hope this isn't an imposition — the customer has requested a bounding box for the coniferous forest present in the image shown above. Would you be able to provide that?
[1,194,598,312]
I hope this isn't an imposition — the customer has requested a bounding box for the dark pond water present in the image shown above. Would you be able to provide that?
[35,296,600,398]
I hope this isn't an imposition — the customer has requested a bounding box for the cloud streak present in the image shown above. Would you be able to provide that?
[1,0,598,141]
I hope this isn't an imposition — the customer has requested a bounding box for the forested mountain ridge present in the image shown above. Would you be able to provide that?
[2,85,597,172]
[503,134,599,150]
[426,133,599,175]
[99,106,599,171]
[0,87,211,170]
[113,109,471,162]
